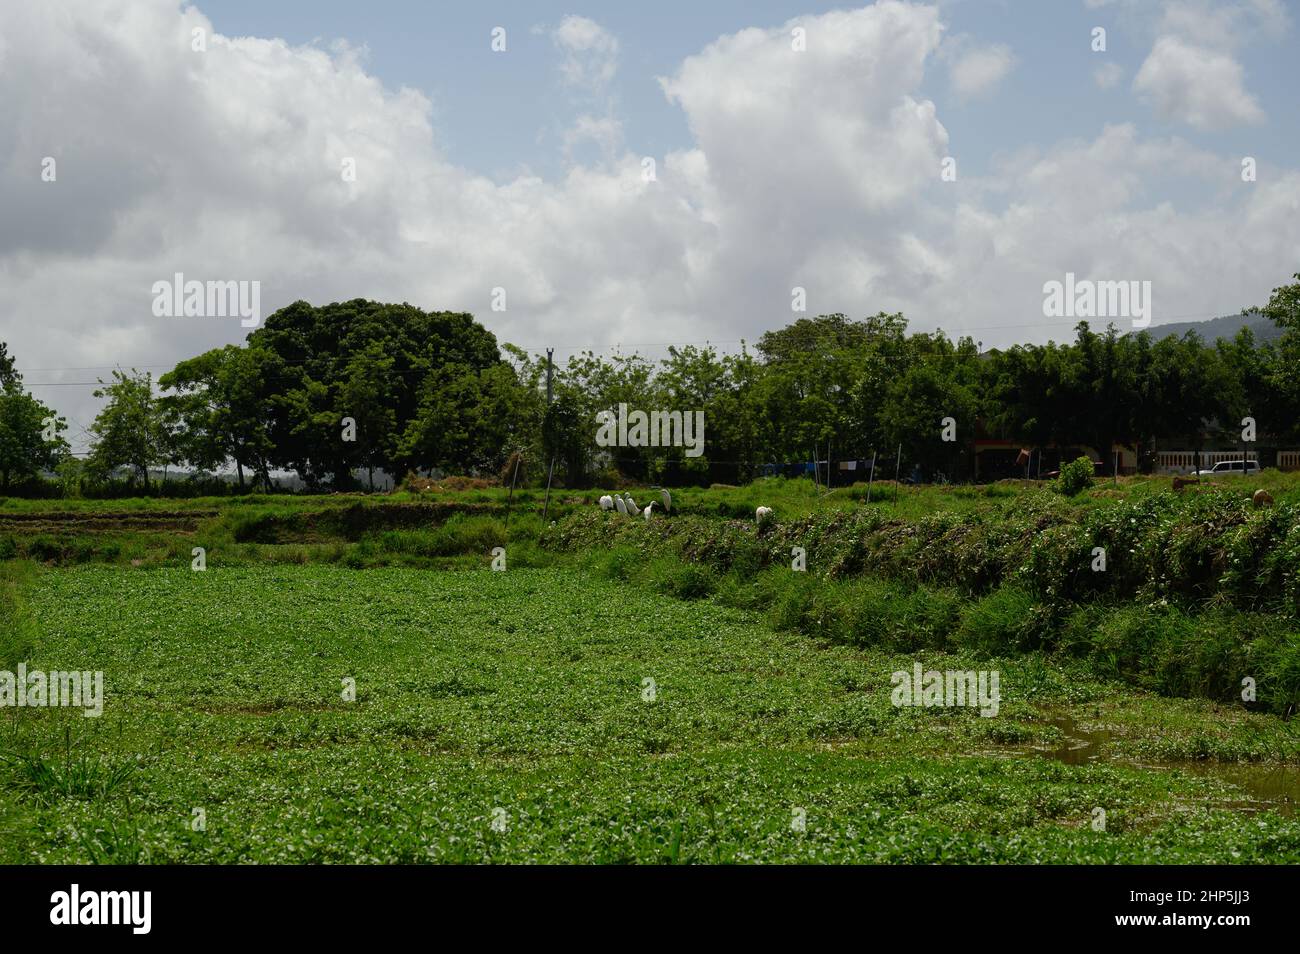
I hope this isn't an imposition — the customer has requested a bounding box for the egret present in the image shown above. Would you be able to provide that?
[642,501,656,520]
[624,493,638,513]
[654,487,672,513]
[615,496,628,516]
[599,494,614,511]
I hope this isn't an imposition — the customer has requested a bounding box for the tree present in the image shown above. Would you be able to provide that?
[337,340,398,489]
[0,382,68,489]
[542,391,587,486]
[159,348,236,477]
[1254,273,1300,441]
[880,355,980,478]
[0,341,18,390]
[398,361,531,477]
[753,314,887,467]
[88,370,165,489]
[1060,323,1146,463]
[655,345,747,484]
[240,300,510,487]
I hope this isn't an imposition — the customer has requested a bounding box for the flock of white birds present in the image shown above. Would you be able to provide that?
[598,490,669,520]
[598,490,774,524]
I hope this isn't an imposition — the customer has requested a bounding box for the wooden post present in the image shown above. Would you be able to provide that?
[542,455,556,522]
[542,349,555,522]
[894,443,902,498]
[504,453,522,531]
[866,449,878,504]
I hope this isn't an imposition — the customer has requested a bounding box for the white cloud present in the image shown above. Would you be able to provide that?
[1093,62,1124,89]
[0,0,1297,445]
[1112,0,1286,130]
[550,15,619,91]
[1133,36,1265,129]
[946,43,1015,101]
[562,114,624,162]
[1156,0,1289,50]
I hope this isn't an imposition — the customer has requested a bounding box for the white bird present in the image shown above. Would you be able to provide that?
[599,494,614,511]
[614,496,628,515]
[656,487,672,513]
[756,505,774,524]
[642,501,656,520]
[624,493,638,513]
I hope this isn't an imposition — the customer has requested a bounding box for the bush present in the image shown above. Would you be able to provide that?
[955,585,1039,656]
[650,557,717,601]
[1056,456,1095,497]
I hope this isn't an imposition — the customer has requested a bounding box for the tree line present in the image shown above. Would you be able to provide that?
[2,272,1299,495]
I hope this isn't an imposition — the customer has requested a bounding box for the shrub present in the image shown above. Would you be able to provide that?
[1056,456,1095,497]
[955,585,1039,656]
[650,558,717,601]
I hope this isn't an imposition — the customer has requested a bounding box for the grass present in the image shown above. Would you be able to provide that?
[1,563,1298,863]
[1,729,140,806]
[3,475,1300,862]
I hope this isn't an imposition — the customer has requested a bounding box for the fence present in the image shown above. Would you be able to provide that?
[1154,450,1258,475]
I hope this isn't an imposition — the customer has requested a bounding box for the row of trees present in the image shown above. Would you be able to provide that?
[2,272,1299,493]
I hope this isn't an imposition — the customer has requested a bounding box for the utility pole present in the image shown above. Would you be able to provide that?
[542,348,556,522]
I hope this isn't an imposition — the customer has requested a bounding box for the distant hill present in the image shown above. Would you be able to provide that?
[1145,310,1281,344]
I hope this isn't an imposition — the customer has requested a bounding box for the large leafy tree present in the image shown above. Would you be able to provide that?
[88,370,166,489]
[0,342,68,490]
[1060,323,1147,461]
[158,345,277,489]
[879,334,982,478]
[159,300,521,488]
[251,301,510,486]
[654,344,748,484]
[399,360,532,477]
[1254,273,1300,441]
[0,386,68,490]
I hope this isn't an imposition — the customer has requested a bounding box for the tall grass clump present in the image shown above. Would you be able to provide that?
[0,560,39,667]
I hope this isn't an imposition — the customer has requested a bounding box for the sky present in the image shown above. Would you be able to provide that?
[2,0,1299,453]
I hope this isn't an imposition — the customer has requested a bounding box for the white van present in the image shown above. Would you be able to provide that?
[1196,460,1260,477]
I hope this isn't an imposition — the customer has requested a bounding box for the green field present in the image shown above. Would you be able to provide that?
[3,475,1300,863]
[1,559,1298,863]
